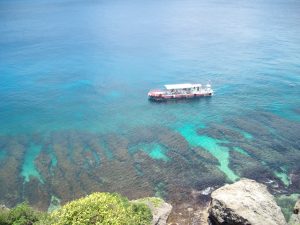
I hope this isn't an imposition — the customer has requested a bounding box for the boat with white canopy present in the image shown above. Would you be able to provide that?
[148,83,213,101]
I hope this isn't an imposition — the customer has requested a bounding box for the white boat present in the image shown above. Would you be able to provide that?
[148,83,213,101]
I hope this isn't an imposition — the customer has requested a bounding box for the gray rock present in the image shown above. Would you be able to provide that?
[289,199,300,225]
[131,197,172,225]
[208,178,287,225]
[294,200,300,214]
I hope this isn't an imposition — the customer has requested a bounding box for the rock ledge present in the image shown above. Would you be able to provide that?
[208,178,287,225]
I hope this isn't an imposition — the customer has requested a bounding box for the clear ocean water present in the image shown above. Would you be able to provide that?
[0,0,300,220]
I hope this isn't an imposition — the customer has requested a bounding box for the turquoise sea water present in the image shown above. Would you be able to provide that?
[0,0,300,214]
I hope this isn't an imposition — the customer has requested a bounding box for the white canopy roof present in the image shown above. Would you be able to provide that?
[164,83,202,90]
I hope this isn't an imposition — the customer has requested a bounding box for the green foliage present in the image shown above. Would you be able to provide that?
[0,193,153,225]
[0,202,46,225]
[49,192,152,225]
[133,197,163,208]
[0,208,10,225]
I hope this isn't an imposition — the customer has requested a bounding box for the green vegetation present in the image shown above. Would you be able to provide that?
[0,193,152,225]
[133,197,163,208]
[49,192,152,225]
[0,202,46,225]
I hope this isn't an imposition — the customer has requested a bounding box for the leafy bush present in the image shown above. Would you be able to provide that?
[0,193,153,225]
[0,202,46,225]
[49,192,152,225]
[0,208,10,225]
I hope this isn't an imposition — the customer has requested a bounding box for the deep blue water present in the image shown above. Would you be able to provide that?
[0,0,300,218]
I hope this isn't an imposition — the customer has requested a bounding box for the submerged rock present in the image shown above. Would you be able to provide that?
[289,199,300,225]
[132,197,172,225]
[208,178,287,225]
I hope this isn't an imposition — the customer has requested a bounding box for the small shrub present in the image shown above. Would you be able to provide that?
[0,202,46,225]
[0,208,10,225]
[49,192,152,225]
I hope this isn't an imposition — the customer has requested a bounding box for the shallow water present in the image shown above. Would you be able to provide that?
[0,0,300,214]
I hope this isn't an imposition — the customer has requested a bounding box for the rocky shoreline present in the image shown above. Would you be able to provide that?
[167,178,299,225]
[208,179,287,225]
[1,178,299,225]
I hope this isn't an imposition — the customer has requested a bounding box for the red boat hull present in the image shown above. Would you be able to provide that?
[148,92,212,101]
